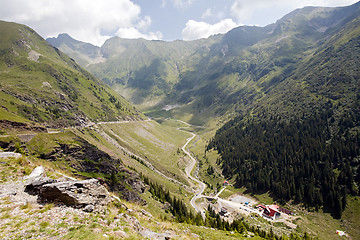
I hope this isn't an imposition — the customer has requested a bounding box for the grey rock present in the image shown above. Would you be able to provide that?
[83,204,94,212]
[141,229,172,240]
[141,209,153,219]
[126,177,146,193]
[0,152,22,159]
[25,176,57,195]
[131,216,143,232]
[39,179,111,208]
[24,166,46,180]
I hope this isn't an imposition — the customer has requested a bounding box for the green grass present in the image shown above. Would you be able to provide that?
[0,20,143,128]
[340,195,360,239]
[72,121,194,208]
[26,131,80,157]
[99,121,191,185]
[252,192,275,206]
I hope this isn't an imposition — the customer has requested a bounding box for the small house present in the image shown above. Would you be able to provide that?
[256,204,281,220]
[220,207,227,215]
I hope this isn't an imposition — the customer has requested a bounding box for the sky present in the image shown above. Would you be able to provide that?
[0,0,358,46]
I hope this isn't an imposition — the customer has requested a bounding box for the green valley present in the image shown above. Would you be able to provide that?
[0,1,359,240]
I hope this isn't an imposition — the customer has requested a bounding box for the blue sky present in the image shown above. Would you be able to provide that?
[0,0,358,45]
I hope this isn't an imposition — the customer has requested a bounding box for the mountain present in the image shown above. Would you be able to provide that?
[0,21,143,131]
[47,2,360,125]
[47,34,221,110]
[205,2,360,119]
[47,33,104,67]
[208,2,360,218]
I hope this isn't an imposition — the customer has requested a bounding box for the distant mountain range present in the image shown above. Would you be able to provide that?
[0,20,143,130]
[47,2,360,125]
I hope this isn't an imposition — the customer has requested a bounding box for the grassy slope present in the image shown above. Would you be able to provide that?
[0,20,143,130]
[71,121,197,209]
[0,151,261,240]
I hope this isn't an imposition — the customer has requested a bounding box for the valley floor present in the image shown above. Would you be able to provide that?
[1,119,359,239]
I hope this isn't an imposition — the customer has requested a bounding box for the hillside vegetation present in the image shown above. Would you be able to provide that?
[0,21,143,132]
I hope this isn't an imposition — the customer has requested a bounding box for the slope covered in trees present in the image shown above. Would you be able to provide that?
[208,4,360,218]
[209,102,360,218]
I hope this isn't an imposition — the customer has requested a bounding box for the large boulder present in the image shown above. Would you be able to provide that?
[25,176,57,195]
[39,179,111,208]
[24,166,57,195]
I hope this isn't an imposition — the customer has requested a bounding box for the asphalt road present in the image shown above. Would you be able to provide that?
[182,132,206,218]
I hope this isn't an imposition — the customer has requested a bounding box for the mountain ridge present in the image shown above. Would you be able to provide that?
[0,20,143,132]
[46,2,359,125]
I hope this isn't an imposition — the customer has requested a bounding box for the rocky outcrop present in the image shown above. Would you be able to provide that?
[39,179,111,209]
[24,167,111,212]
[24,166,57,195]
[36,138,147,205]
[126,177,146,194]
[24,176,57,195]
[0,120,47,133]
[121,189,146,205]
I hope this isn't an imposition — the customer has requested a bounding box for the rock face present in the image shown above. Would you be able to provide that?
[25,176,57,195]
[24,166,57,195]
[39,179,111,208]
[126,177,146,193]
[24,167,111,211]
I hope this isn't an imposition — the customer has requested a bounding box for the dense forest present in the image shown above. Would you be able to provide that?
[209,101,360,218]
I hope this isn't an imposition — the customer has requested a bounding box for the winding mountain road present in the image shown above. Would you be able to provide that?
[182,132,207,218]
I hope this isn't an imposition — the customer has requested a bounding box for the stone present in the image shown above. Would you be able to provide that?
[39,179,111,208]
[25,176,57,195]
[111,231,129,238]
[0,152,22,159]
[24,166,46,180]
[126,177,146,193]
[141,209,153,219]
[83,204,95,212]
[131,216,143,232]
[141,229,172,240]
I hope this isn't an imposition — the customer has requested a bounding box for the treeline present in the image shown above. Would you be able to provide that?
[209,105,360,218]
[206,206,313,240]
[141,175,314,239]
[141,175,203,225]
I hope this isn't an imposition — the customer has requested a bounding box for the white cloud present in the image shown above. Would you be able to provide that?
[230,0,359,24]
[173,0,194,8]
[201,8,225,21]
[201,8,213,19]
[182,19,239,41]
[116,27,163,40]
[0,0,161,46]
[160,0,194,8]
[136,16,152,30]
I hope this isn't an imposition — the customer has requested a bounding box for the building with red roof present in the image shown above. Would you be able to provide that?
[255,204,281,220]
